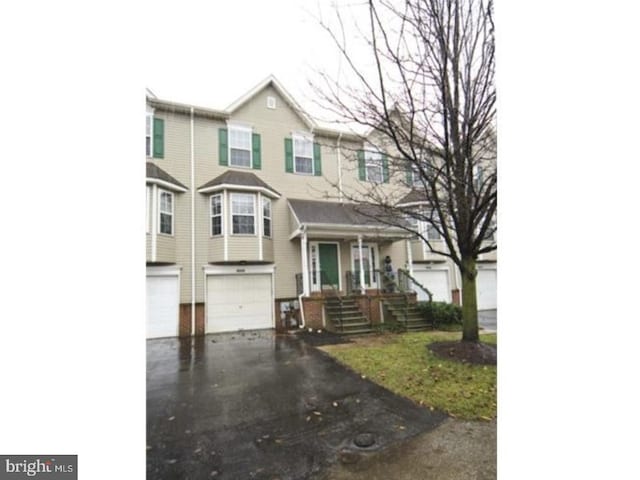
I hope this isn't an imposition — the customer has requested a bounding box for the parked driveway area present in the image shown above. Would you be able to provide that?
[147,330,447,479]
[478,309,497,332]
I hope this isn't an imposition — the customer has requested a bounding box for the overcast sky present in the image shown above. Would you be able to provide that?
[146,0,368,119]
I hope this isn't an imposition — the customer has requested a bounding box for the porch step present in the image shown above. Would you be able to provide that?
[383,299,433,332]
[323,298,372,335]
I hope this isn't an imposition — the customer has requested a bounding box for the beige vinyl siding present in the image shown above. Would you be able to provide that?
[380,240,407,269]
[288,204,300,235]
[208,237,225,262]
[262,237,274,262]
[156,234,176,263]
[193,116,226,303]
[146,234,151,261]
[410,239,423,261]
[227,236,259,261]
[272,200,302,298]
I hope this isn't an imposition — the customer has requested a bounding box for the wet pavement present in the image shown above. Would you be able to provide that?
[147,330,447,479]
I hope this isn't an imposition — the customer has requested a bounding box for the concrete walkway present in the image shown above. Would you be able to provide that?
[312,418,496,480]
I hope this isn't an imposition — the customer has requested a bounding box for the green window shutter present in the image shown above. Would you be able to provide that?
[382,153,389,183]
[313,142,322,176]
[357,150,365,181]
[153,118,164,158]
[406,161,414,184]
[219,128,228,166]
[285,138,293,173]
[252,133,261,170]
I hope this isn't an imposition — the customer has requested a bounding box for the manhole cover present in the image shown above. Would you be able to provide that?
[354,433,376,448]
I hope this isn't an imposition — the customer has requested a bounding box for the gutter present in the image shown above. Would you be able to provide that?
[337,132,343,202]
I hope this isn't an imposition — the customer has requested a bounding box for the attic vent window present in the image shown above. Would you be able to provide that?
[267,96,276,109]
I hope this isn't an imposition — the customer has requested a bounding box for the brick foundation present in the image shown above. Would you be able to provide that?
[301,297,325,330]
[452,289,461,306]
[179,303,205,337]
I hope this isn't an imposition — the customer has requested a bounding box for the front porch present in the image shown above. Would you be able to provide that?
[287,198,434,334]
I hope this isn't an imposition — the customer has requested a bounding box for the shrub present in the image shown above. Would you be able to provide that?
[416,301,463,326]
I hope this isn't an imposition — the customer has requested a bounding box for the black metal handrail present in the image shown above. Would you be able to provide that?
[398,269,433,302]
[319,270,347,331]
[346,269,383,294]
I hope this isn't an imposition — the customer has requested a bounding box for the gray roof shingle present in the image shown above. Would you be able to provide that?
[146,162,188,190]
[198,170,280,197]
[288,199,402,227]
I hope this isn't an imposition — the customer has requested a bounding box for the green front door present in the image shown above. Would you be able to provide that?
[318,243,339,288]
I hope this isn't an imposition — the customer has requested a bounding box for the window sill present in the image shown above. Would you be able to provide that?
[157,232,175,238]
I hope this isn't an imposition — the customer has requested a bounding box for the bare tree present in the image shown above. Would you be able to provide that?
[311,0,496,342]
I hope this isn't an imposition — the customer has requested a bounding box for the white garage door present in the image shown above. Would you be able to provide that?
[207,274,273,333]
[477,269,497,310]
[146,275,179,338]
[413,269,451,303]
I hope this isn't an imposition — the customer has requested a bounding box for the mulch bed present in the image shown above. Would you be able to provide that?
[428,341,497,366]
[291,330,354,347]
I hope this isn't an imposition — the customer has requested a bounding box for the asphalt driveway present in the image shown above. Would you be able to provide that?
[147,330,447,479]
[478,309,497,332]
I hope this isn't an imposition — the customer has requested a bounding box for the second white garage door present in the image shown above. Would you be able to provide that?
[412,269,451,303]
[146,274,179,339]
[477,268,497,310]
[206,274,273,333]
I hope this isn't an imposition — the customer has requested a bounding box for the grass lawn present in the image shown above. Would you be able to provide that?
[321,331,496,421]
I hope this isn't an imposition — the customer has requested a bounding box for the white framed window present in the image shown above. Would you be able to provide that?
[146,111,153,157]
[210,194,223,236]
[426,222,442,240]
[365,150,383,183]
[293,134,313,174]
[262,197,272,237]
[158,190,173,235]
[229,125,252,168]
[146,186,151,233]
[231,193,255,235]
[411,165,423,187]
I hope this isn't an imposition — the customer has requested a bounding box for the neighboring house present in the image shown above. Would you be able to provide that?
[145,75,497,338]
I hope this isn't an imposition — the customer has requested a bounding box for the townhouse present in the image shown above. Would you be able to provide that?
[145,76,496,338]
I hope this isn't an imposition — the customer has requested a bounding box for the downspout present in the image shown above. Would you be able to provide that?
[337,132,343,202]
[298,226,309,328]
[151,184,158,261]
[190,107,195,337]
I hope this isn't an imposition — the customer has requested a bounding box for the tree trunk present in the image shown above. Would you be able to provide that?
[460,256,479,342]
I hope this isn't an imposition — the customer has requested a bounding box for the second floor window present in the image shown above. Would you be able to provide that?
[229,126,252,168]
[293,135,313,174]
[146,113,152,157]
[159,190,173,235]
[426,223,441,240]
[365,150,383,183]
[211,194,223,236]
[231,193,255,234]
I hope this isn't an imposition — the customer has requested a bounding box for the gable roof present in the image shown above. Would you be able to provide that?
[197,170,280,198]
[226,75,316,130]
[146,162,188,191]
